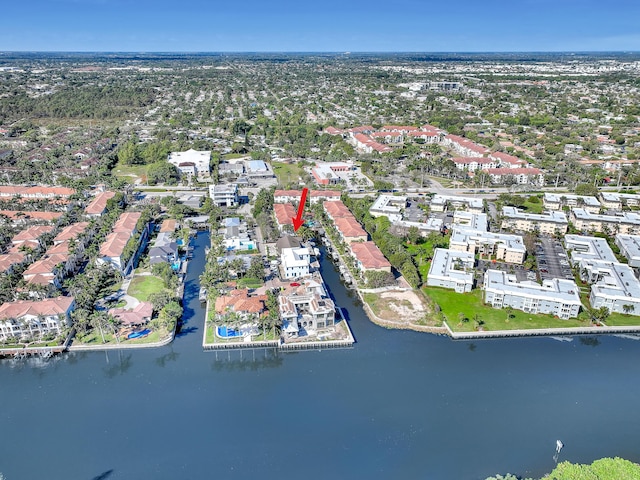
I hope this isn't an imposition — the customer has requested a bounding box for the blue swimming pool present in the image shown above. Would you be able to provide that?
[216,326,241,338]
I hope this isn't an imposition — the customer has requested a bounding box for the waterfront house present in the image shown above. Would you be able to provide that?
[279,279,335,335]
[0,296,75,341]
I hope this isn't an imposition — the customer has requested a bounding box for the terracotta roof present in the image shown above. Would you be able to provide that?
[214,289,267,314]
[0,252,25,272]
[54,222,88,243]
[445,134,489,154]
[12,225,54,243]
[274,203,296,226]
[351,241,391,269]
[371,131,403,138]
[334,217,367,239]
[325,127,343,135]
[109,302,153,326]
[99,231,131,258]
[159,219,177,233]
[323,200,352,219]
[490,151,525,165]
[23,254,69,276]
[310,190,341,198]
[382,125,419,132]
[46,242,71,255]
[0,296,75,320]
[84,191,116,215]
[113,211,141,233]
[0,211,63,222]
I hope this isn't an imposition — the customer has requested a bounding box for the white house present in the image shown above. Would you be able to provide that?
[281,247,311,279]
[168,149,211,177]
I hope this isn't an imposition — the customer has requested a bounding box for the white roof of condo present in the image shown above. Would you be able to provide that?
[451,211,488,231]
[370,194,407,214]
[484,269,582,305]
[502,206,568,223]
[564,235,618,263]
[585,260,640,301]
[544,193,601,208]
[616,234,640,262]
[431,194,483,210]
[428,248,475,284]
[572,208,640,226]
[450,228,526,253]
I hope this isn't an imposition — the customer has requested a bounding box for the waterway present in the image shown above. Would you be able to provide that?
[2,232,640,479]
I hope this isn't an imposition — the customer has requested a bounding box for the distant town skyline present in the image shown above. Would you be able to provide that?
[2,0,640,52]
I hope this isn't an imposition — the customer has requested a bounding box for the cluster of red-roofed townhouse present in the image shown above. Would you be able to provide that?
[0,296,76,342]
[273,190,343,232]
[322,200,392,277]
[0,185,76,199]
[96,211,151,276]
[0,211,63,226]
[442,134,490,158]
[22,222,90,293]
[326,124,443,150]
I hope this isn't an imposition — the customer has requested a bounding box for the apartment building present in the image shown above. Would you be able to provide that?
[369,194,407,222]
[483,269,581,319]
[570,209,640,235]
[426,248,475,293]
[449,228,527,264]
[350,241,392,274]
[543,193,601,213]
[0,296,75,341]
[430,195,484,213]
[208,184,238,207]
[501,207,568,235]
[616,234,640,267]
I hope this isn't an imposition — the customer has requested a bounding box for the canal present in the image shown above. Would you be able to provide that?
[2,231,640,479]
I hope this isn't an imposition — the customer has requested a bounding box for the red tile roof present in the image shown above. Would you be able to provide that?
[334,217,367,239]
[54,222,88,243]
[274,203,296,226]
[484,167,542,175]
[84,191,116,215]
[351,241,391,269]
[0,211,63,222]
[0,296,75,320]
[12,225,54,244]
[323,200,352,219]
[113,211,141,233]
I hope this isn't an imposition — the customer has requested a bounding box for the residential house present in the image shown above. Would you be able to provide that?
[350,241,391,274]
[208,184,238,207]
[168,149,211,177]
[109,302,154,327]
[279,279,335,335]
[333,217,367,244]
[281,247,311,279]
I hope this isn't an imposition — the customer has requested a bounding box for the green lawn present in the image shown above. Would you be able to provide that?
[127,275,166,302]
[113,161,148,182]
[273,162,304,185]
[523,200,543,214]
[605,313,640,327]
[222,153,248,160]
[423,287,589,332]
[237,277,265,289]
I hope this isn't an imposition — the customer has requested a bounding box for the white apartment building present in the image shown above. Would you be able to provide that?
[426,248,475,293]
[369,194,407,222]
[501,207,568,235]
[281,247,311,279]
[570,209,640,235]
[430,195,484,213]
[483,269,581,319]
[599,192,640,210]
[451,211,489,232]
[449,228,527,264]
[564,235,618,264]
[209,184,239,207]
[616,234,640,268]
[543,193,601,214]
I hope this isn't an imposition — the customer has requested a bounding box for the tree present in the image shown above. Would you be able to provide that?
[364,270,395,288]
[147,161,180,185]
[574,183,599,197]
[247,257,265,280]
[623,304,634,315]
[406,226,421,245]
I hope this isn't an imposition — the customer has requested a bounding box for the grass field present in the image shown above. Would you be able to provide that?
[113,161,147,182]
[605,313,640,327]
[127,275,165,302]
[423,287,588,332]
[273,162,304,185]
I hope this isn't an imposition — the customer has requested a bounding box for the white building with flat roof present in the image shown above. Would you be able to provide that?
[501,207,568,235]
[585,261,640,315]
[599,192,640,210]
[209,184,238,207]
[570,209,640,235]
[450,228,526,264]
[564,235,618,264]
[616,234,640,268]
[543,193,601,213]
[369,194,407,222]
[430,195,484,213]
[451,211,488,232]
[483,269,581,319]
[426,248,475,293]
[168,149,211,177]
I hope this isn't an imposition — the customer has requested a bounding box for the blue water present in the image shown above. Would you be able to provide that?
[2,232,640,480]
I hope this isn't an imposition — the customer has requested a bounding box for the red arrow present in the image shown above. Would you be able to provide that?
[291,188,308,232]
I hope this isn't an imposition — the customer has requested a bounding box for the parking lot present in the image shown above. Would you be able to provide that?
[477,259,532,282]
[536,236,574,282]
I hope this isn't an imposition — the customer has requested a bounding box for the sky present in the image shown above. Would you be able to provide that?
[2,0,640,52]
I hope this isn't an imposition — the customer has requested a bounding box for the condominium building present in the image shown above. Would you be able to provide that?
[426,248,475,293]
[543,193,601,213]
[599,192,640,210]
[564,235,618,264]
[350,241,392,274]
[449,228,526,264]
[442,134,489,157]
[451,211,489,232]
[483,269,581,319]
[430,195,484,213]
[501,207,568,235]
[616,234,640,268]
[570,209,640,235]
[0,296,75,341]
[369,194,407,222]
